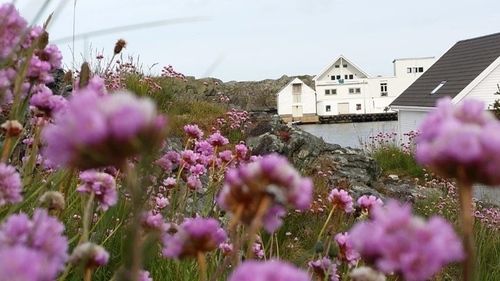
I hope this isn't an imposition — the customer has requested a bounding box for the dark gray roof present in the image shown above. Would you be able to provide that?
[391,32,500,108]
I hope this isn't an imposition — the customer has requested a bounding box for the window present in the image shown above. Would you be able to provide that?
[335,65,340,68]
[418,67,424,73]
[407,67,412,73]
[356,104,362,110]
[292,84,302,102]
[292,83,302,93]
[336,75,341,80]
[349,88,361,94]
[331,75,335,80]
[325,89,337,95]
[343,64,348,68]
[344,75,349,79]
[380,83,388,96]
[431,81,447,95]
[349,74,354,79]
[326,105,331,112]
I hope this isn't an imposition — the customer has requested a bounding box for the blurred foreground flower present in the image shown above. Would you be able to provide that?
[349,200,463,281]
[0,163,22,206]
[228,260,310,281]
[0,209,68,280]
[218,154,312,233]
[42,91,166,169]
[416,97,500,185]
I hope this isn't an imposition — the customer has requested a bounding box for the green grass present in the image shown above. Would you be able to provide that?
[371,145,425,179]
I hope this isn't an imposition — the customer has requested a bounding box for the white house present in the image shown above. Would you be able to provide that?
[314,55,435,116]
[390,32,500,135]
[276,77,318,123]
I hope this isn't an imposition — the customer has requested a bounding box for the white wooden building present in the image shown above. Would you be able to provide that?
[314,55,435,116]
[276,77,318,123]
[390,32,500,135]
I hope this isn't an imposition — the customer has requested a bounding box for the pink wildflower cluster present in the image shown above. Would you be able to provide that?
[416,97,500,185]
[474,205,500,231]
[0,209,68,280]
[161,65,185,80]
[0,4,63,110]
[156,128,248,192]
[215,108,251,133]
[103,57,139,91]
[349,200,464,281]
[0,4,27,59]
[162,217,226,259]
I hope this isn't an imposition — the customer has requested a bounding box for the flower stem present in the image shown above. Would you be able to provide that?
[80,193,95,243]
[83,268,92,281]
[316,206,336,243]
[246,196,271,258]
[458,178,475,281]
[197,252,207,281]
[0,137,13,163]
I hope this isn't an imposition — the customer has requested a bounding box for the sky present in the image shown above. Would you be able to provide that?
[5,0,500,81]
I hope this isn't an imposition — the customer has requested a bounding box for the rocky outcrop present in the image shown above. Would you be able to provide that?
[246,116,443,202]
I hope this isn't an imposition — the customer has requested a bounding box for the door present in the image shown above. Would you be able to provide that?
[338,103,349,114]
[292,105,303,117]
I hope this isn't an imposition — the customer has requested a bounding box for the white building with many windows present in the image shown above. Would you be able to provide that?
[314,55,435,116]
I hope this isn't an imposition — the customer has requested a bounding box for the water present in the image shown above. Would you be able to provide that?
[300,121,499,205]
[299,121,398,148]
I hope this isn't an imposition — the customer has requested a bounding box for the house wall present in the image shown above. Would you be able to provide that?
[315,57,435,116]
[397,110,428,136]
[393,58,436,81]
[461,63,500,108]
[277,79,316,116]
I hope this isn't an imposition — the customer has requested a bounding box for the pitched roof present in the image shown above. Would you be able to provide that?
[275,77,314,95]
[313,55,370,81]
[391,32,500,108]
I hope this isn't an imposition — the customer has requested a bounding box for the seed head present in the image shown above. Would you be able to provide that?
[114,39,127,54]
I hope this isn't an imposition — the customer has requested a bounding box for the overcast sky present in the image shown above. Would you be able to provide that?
[6,0,500,81]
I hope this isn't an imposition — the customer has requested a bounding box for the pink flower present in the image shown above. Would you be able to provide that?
[357,195,383,213]
[416,97,500,185]
[42,91,166,169]
[328,188,354,213]
[162,217,227,259]
[77,170,117,211]
[349,200,464,281]
[207,131,229,147]
[155,196,169,209]
[0,163,22,206]
[163,177,176,188]
[334,232,360,265]
[217,154,312,233]
[308,257,339,281]
[184,124,204,139]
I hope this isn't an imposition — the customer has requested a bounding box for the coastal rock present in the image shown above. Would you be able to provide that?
[247,117,381,192]
[246,116,445,202]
